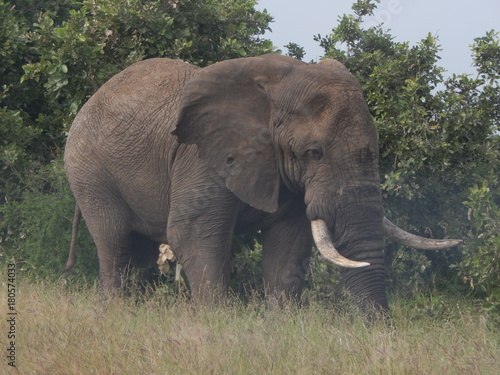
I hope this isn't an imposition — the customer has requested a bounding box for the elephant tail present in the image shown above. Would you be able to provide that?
[64,203,81,271]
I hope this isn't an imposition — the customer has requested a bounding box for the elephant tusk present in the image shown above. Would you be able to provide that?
[382,217,463,250]
[311,220,371,268]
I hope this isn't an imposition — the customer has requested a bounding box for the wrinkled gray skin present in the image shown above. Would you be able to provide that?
[65,55,456,313]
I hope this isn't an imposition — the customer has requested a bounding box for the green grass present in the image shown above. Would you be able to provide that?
[4,279,499,374]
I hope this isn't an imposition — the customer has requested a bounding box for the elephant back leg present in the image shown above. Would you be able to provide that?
[76,193,136,296]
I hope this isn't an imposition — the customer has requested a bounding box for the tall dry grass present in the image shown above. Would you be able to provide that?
[2,279,499,374]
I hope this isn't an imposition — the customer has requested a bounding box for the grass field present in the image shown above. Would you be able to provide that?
[2,278,499,375]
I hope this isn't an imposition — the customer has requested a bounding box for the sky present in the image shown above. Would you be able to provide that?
[256,0,500,77]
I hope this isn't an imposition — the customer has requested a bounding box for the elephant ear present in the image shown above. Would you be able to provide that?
[173,55,303,213]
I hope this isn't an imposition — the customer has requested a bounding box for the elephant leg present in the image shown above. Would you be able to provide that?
[262,210,313,303]
[93,228,136,295]
[167,179,240,302]
[78,200,134,296]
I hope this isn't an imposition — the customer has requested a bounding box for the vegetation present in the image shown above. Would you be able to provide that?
[0,0,499,313]
[6,279,499,374]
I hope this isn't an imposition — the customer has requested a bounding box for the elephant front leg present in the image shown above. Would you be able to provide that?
[167,180,240,302]
[262,211,313,303]
[167,217,237,301]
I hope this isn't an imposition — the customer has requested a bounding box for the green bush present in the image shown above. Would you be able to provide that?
[458,179,500,312]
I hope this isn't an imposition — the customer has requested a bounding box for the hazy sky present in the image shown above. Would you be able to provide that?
[256,0,500,77]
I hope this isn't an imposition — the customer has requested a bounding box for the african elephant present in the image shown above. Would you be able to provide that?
[64,54,461,313]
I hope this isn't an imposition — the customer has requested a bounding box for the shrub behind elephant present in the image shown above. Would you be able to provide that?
[64,55,461,313]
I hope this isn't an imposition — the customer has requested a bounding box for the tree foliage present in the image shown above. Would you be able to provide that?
[284,42,305,61]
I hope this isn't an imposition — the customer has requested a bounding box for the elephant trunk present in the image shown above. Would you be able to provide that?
[334,221,387,312]
[307,187,388,312]
[312,219,388,312]
[338,237,388,312]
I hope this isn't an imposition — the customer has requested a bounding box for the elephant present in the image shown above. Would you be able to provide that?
[64,54,461,313]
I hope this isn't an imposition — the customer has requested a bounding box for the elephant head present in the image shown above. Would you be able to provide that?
[173,54,460,312]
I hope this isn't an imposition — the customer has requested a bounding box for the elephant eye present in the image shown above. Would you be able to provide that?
[305,149,323,161]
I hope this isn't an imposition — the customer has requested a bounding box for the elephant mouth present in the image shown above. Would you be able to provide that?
[311,218,462,269]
